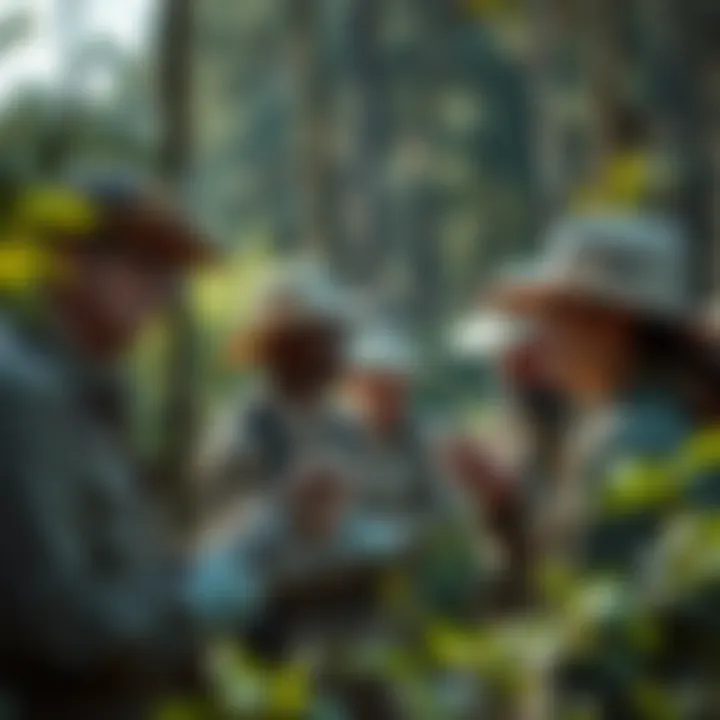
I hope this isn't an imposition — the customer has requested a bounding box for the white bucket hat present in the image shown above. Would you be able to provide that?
[491,213,690,323]
[252,258,356,328]
[230,258,357,365]
[350,324,419,375]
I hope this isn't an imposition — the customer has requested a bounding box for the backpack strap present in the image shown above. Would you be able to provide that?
[243,400,294,485]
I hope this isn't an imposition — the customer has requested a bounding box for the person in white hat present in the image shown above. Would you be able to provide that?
[197,259,362,537]
[490,212,694,559]
[345,324,440,519]
[490,212,697,715]
[191,261,402,663]
[195,283,421,671]
[345,323,485,619]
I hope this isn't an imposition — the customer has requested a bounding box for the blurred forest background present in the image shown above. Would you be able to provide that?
[1,0,719,520]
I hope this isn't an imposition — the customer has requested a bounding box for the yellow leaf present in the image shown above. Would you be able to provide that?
[572,151,651,211]
[0,238,47,289]
[601,458,675,513]
[192,239,275,331]
[154,700,209,720]
[14,186,97,236]
[268,662,311,714]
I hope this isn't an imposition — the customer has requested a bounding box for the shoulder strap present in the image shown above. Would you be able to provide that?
[401,421,441,508]
[244,401,293,481]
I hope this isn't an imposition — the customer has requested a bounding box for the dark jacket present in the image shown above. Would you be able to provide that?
[0,314,196,718]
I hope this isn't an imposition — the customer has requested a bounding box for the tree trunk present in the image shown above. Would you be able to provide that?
[156,0,198,539]
[528,0,568,226]
[640,0,714,296]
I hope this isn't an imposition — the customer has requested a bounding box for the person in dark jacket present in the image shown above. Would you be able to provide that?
[0,174,216,719]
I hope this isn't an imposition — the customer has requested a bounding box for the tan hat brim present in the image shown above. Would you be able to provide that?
[110,203,219,268]
[225,329,264,367]
[53,203,219,268]
[488,278,582,316]
[489,277,688,329]
[226,316,343,367]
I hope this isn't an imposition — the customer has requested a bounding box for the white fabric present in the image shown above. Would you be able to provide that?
[350,325,418,374]
[449,312,528,359]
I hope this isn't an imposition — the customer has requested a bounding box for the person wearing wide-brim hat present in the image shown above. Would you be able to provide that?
[488,212,698,716]
[198,259,361,531]
[0,171,218,718]
[1,172,218,308]
[44,172,216,268]
[488,212,695,471]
